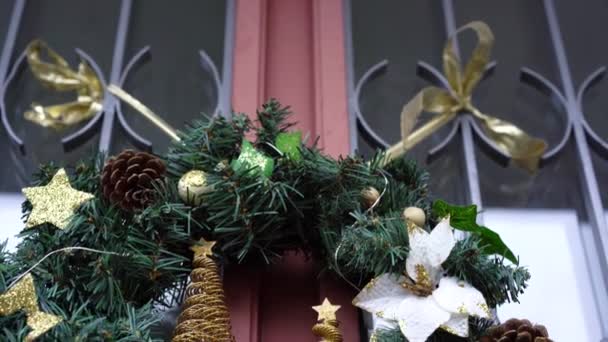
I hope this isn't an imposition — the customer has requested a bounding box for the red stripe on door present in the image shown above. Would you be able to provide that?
[228,0,357,340]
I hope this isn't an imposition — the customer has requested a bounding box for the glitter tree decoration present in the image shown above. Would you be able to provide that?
[172,239,234,342]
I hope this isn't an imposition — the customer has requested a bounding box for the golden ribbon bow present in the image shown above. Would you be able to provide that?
[0,274,62,341]
[24,39,103,129]
[25,39,181,141]
[385,21,547,172]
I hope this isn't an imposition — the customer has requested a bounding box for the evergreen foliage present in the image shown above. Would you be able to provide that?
[1,157,191,340]
[442,236,530,308]
[0,99,529,341]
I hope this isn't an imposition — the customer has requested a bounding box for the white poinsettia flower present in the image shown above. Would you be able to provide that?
[352,218,490,342]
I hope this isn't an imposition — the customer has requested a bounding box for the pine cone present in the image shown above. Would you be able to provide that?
[480,318,553,342]
[101,150,166,211]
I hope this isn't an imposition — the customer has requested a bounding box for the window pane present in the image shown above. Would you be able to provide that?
[349,1,586,209]
[1,0,121,191]
[0,0,18,191]
[557,0,608,208]
[113,0,227,154]
[0,1,13,45]
[452,1,579,209]
[350,0,471,203]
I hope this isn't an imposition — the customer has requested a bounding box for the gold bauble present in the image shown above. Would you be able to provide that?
[403,207,426,227]
[178,170,212,206]
[360,187,380,209]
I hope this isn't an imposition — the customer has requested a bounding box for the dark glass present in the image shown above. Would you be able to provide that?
[1,0,120,191]
[557,0,608,208]
[593,153,608,209]
[0,1,13,46]
[351,0,472,202]
[113,0,227,155]
[450,0,579,209]
[351,0,444,156]
[351,1,577,207]
[0,0,18,191]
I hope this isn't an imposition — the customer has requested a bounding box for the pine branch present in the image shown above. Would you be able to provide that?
[332,210,409,278]
[442,235,530,307]
[310,150,431,284]
[255,98,295,150]
[167,114,250,179]
[5,157,193,340]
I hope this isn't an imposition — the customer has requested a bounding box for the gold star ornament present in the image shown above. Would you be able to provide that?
[313,298,341,322]
[0,274,62,341]
[190,238,216,258]
[23,168,94,230]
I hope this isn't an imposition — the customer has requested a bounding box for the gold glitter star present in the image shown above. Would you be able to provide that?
[23,168,94,230]
[313,298,341,322]
[0,274,62,341]
[190,238,216,258]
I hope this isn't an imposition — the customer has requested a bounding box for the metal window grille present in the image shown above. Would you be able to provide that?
[0,0,235,190]
[345,0,608,339]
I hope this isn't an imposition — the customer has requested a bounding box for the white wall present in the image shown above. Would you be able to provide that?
[0,193,25,251]
[486,209,603,342]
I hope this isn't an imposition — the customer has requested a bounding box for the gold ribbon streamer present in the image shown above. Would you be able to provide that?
[25,39,103,129]
[0,274,62,341]
[107,84,181,142]
[385,21,547,172]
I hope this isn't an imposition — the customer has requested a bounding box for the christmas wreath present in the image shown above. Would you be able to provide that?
[0,99,539,342]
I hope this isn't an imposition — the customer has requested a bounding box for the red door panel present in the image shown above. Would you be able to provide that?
[228,0,356,341]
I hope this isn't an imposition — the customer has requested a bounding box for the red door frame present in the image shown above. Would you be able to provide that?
[227,0,357,341]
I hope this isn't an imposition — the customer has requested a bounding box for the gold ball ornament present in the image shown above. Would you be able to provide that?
[403,206,426,227]
[360,186,380,209]
[178,170,212,206]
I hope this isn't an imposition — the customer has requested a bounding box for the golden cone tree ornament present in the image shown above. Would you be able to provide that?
[172,239,234,342]
[312,298,343,342]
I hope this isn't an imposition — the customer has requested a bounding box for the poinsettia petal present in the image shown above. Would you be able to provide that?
[439,313,469,338]
[426,218,456,267]
[352,273,409,321]
[433,276,491,318]
[406,219,454,282]
[406,227,433,282]
[396,296,451,342]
